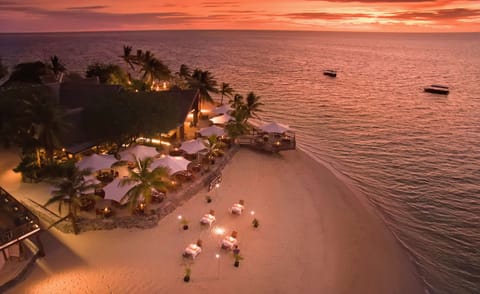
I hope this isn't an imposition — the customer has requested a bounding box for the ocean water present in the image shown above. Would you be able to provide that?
[1,30,479,293]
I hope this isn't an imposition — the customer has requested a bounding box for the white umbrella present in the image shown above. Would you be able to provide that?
[151,155,191,175]
[210,113,233,125]
[212,104,232,115]
[83,174,101,185]
[180,139,207,154]
[198,125,225,137]
[81,175,101,194]
[119,145,158,162]
[260,122,290,134]
[103,177,137,204]
[75,154,117,171]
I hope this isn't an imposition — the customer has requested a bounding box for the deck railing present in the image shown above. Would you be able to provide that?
[0,187,41,250]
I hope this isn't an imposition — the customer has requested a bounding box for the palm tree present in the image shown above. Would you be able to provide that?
[245,91,263,120]
[219,82,234,105]
[120,156,170,212]
[120,45,135,70]
[24,93,69,165]
[188,69,218,126]
[178,64,191,80]
[0,58,8,80]
[45,168,96,234]
[225,107,249,139]
[229,93,244,110]
[137,50,171,88]
[205,135,226,159]
[173,64,191,89]
[49,55,66,79]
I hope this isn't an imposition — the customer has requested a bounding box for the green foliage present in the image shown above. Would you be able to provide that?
[86,62,129,86]
[0,58,8,80]
[252,218,259,228]
[188,69,218,126]
[219,82,234,105]
[14,154,76,182]
[173,64,191,89]
[206,135,226,158]
[234,253,244,262]
[0,85,65,151]
[225,107,249,139]
[45,167,97,234]
[25,90,70,161]
[245,91,263,119]
[40,160,76,179]
[120,156,170,212]
[49,55,66,76]
[13,152,39,180]
[120,46,171,88]
[7,61,49,84]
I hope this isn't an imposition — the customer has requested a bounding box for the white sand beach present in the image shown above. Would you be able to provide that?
[2,148,424,293]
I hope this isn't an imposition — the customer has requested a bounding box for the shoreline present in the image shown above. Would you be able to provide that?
[297,146,428,293]
[3,148,425,293]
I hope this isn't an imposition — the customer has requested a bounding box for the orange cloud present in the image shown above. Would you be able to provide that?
[0,0,478,32]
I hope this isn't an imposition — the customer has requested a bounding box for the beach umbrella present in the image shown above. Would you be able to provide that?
[83,174,101,185]
[210,113,233,125]
[103,177,137,204]
[180,139,207,155]
[75,154,117,171]
[119,145,158,162]
[198,125,225,137]
[212,104,232,116]
[151,155,191,175]
[81,174,101,194]
[260,122,290,134]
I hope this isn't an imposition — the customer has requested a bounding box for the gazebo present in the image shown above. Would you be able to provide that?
[198,125,225,137]
[119,145,159,162]
[75,154,117,171]
[180,139,207,155]
[103,178,137,204]
[210,113,233,125]
[260,122,290,134]
[212,104,232,116]
[151,155,191,175]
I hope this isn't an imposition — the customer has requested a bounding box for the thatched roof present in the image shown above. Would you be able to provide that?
[59,80,121,109]
[60,85,197,153]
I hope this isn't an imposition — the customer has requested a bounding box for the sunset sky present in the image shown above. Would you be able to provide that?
[0,0,479,33]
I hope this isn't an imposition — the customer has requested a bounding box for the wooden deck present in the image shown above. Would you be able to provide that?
[238,131,296,152]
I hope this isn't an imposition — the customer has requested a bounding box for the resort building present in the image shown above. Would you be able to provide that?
[0,187,44,290]
[54,78,199,155]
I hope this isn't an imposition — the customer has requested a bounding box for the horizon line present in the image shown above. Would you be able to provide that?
[1,28,479,35]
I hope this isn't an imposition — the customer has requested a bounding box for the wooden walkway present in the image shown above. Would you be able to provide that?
[237,131,296,152]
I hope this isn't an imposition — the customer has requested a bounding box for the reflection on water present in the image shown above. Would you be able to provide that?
[1,31,480,294]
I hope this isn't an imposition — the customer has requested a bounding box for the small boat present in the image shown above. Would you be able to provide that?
[323,70,337,77]
[424,84,449,95]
